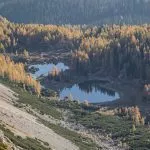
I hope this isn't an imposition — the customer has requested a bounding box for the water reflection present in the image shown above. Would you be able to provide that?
[29,62,69,78]
[60,80,119,103]
[29,63,119,103]
[78,80,115,96]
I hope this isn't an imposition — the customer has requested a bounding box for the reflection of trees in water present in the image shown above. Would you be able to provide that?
[78,80,116,96]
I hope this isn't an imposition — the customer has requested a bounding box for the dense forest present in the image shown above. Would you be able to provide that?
[0,16,150,80]
[0,0,150,25]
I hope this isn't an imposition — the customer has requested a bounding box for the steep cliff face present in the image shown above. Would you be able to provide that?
[0,0,150,25]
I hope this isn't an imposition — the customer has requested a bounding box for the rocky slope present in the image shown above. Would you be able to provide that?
[0,83,78,150]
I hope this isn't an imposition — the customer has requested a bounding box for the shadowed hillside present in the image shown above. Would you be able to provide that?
[0,0,150,25]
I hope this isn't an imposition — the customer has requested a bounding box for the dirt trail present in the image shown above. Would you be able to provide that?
[0,83,79,150]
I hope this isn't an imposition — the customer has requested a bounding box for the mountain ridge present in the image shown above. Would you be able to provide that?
[0,0,150,25]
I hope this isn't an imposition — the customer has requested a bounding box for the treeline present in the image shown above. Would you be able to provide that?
[0,54,41,96]
[0,16,150,80]
[0,0,150,25]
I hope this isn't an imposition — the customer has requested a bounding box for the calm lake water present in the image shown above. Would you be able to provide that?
[30,62,69,78]
[30,63,119,103]
[60,80,120,103]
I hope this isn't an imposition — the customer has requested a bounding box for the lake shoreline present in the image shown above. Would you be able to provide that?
[26,54,150,115]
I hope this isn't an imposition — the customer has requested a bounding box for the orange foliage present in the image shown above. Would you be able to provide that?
[0,54,41,96]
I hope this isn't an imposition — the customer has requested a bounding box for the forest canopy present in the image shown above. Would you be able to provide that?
[0,16,150,80]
